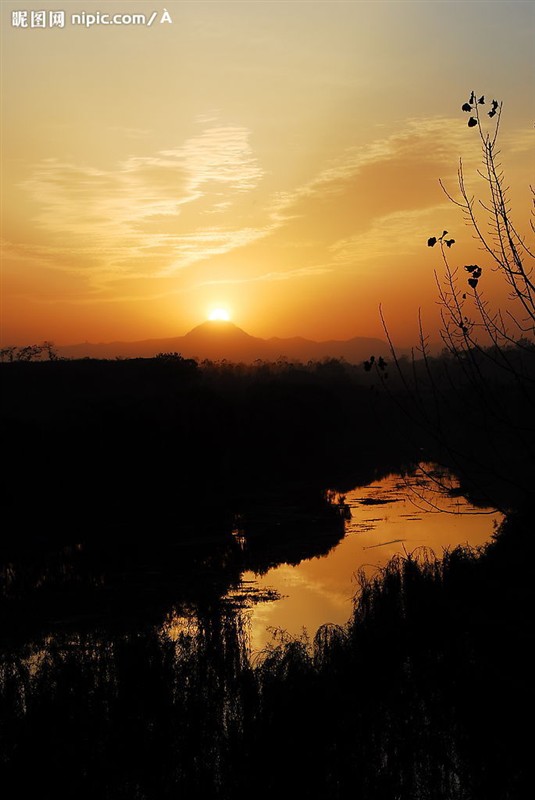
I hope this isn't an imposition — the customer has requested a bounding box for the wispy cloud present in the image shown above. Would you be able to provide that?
[271,117,480,220]
[198,265,332,287]
[262,115,528,276]
[329,205,452,267]
[18,123,269,283]
[13,113,528,301]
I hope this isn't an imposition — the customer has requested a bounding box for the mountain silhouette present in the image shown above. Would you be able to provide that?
[182,320,265,360]
[58,321,392,363]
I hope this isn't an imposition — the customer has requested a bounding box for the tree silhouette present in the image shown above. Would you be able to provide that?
[433,92,534,354]
[380,92,535,510]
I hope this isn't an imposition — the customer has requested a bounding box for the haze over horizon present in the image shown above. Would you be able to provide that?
[54,317,395,362]
[2,0,533,348]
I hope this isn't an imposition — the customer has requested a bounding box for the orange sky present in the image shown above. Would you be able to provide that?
[1,0,534,347]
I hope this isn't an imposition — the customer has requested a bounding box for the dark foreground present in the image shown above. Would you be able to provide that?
[1,512,533,799]
[1,353,534,798]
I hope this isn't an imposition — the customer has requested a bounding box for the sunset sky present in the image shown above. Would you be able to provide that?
[1,0,534,347]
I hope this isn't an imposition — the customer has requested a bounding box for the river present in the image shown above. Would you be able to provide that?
[231,464,502,651]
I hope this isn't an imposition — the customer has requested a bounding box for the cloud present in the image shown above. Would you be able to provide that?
[13,112,529,301]
[329,205,452,267]
[271,117,478,219]
[198,265,332,287]
[261,115,530,277]
[18,123,269,283]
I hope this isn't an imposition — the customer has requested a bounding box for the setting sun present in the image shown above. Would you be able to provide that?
[1,1,531,352]
[1,3,532,794]
[208,308,231,322]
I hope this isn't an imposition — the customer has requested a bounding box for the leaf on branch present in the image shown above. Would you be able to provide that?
[478,95,485,104]
[441,230,448,237]
[468,117,478,128]
[427,237,437,247]
[445,239,455,247]
[462,293,466,299]
[461,102,472,112]
[469,91,476,104]
[488,109,497,118]
[464,265,479,273]
[468,278,479,289]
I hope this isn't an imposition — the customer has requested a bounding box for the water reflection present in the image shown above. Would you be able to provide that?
[239,465,502,651]
[0,467,527,799]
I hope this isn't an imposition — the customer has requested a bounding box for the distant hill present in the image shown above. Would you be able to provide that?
[58,321,392,364]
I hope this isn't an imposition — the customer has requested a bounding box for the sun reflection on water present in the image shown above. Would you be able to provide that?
[240,465,503,652]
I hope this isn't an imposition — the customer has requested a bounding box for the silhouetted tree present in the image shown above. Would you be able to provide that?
[0,346,17,362]
[41,341,59,361]
[380,93,535,510]
[14,344,43,361]
[430,92,534,355]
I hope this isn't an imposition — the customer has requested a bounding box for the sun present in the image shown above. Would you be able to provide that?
[208,308,231,322]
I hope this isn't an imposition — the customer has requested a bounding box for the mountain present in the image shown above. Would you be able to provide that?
[265,334,391,363]
[182,321,267,361]
[57,321,391,364]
